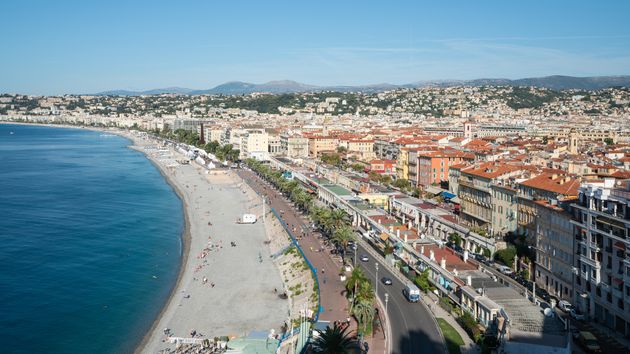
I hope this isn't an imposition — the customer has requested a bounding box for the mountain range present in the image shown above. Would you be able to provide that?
[94,75,630,96]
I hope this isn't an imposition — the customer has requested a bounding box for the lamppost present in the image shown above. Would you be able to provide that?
[385,293,389,314]
[375,263,379,298]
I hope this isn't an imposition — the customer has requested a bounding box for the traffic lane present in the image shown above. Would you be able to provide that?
[355,246,444,354]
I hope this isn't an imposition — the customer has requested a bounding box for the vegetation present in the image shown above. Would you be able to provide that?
[493,246,517,268]
[311,322,361,354]
[414,269,432,293]
[457,311,482,343]
[344,268,376,335]
[321,153,342,167]
[437,318,464,354]
[505,87,562,109]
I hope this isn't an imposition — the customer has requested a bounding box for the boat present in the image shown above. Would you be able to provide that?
[9,131,14,135]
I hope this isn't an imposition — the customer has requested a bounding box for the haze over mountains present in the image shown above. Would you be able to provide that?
[95,75,630,96]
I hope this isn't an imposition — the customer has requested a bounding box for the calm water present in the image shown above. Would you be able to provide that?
[0,124,183,354]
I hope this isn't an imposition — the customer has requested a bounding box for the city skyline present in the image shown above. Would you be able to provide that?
[2,0,630,95]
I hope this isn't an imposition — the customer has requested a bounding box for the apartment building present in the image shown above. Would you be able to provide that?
[307,135,337,157]
[346,139,375,161]
[490,183,518,237]
[267,133,282,156]
[517,173,580,243]
[532,197,575,301]
[240,129,269,160]
[280,134,309,158]
[416,150,475,187]
[572,179,630,336]
[458,162,524,231]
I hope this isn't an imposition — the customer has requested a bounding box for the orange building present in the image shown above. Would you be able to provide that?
[417,150,475,187]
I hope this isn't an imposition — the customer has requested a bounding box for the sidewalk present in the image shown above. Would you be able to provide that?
[238,170,387,353]
[424,291,478,354]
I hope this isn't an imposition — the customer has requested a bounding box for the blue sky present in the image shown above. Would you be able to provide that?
[3,1,630,94]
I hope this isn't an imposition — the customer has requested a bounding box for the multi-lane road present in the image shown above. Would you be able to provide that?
[353,241,445,354]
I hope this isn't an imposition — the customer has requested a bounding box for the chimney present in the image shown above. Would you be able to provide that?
[440,257,446,269]
[420,245,425,255]
[463,250,469,263]
[397,229,400,239]
[453,268,458,276]
[430,249,435,261]
[466,275,472,286]
[404,233,408,242]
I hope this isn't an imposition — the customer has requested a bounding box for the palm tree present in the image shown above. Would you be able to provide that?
[329,209,348,230]
[311,322,360,354]
[345,268,367,307]
[333,226,355,259]
[352,299,376,334]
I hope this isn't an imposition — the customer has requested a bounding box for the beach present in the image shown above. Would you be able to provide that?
[123,133,289,353]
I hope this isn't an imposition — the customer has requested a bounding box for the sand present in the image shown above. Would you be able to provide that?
[122,133,289,354]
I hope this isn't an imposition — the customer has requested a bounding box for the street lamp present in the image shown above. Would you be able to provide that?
[375,263,379,298]
[385,293,389,314]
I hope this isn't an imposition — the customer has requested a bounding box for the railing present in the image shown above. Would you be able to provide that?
[270,207,322,323]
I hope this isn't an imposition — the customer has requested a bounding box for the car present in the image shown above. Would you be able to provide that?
[558,300,573,313]
[381,277,393,285]
[360,254,369,262]
[496,265,514,275]
[570,309,585,321]
[577,331,601,353]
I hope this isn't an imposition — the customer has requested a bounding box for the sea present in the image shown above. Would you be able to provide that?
[0,124,183,354]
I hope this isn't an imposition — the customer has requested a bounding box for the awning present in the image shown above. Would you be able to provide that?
[380,233,389,241]
[441,191,457,199]
[450,197,461,204]
[425,186,442,195]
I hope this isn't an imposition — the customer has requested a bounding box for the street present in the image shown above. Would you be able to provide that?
[353,242,445,354]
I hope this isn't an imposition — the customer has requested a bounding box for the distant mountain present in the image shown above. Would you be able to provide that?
[94,75,630,96]
[95,87,194,96]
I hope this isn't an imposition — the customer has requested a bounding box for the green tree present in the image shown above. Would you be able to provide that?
[604,137,614,145]
[311,322,361,354]
[333,226,356,259]
[494,246,517,268]
[414,269,431,292]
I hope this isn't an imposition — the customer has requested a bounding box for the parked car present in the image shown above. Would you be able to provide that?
[557,300,573,313]
[570,309,585,321]
[577,331,601,353]
[381,277,393,285]
[360,254,369,262]
[496,265,513,275]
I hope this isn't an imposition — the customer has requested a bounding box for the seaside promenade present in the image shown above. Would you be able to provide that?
[237,169,387,353]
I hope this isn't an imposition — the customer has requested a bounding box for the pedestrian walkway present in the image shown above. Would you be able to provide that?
[238,169,386,353]
[424,291,478,354]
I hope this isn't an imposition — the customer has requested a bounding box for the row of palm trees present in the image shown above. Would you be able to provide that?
[345,268,376,335]
[245,159,377,340]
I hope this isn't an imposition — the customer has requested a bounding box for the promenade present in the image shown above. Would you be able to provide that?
[237,169,387,353]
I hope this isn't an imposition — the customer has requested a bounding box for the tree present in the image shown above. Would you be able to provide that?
[352,299,375,335]
[350,163,364,173]
[604,137,614,145]
[414,269,431,292]
[345,268,367,303]
[494,246,517,268]
[333,226,356,259]
[311,322,361,354]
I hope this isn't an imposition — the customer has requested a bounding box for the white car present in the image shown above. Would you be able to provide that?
[557,300,573,313]
[360,254,369,262]
[496,265,513,275]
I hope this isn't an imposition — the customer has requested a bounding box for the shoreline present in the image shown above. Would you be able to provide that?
[2,122,191,353]
[2,121,290,353]
[128,141,191,354]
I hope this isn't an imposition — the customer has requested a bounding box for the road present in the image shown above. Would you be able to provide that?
[353,242,446,354]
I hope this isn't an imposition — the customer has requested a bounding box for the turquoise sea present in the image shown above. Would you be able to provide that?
[0,124,183,354]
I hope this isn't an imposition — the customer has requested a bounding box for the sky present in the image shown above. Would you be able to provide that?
[2,1,630,95]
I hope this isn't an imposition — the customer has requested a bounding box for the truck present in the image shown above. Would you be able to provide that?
[237,214,257,224]
[403,283,421,302]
